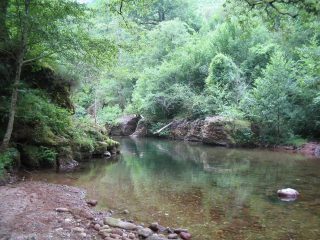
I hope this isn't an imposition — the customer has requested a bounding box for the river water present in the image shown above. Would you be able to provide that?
[30,137,320,239]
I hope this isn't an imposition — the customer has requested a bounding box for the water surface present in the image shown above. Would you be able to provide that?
[30,138,320,240]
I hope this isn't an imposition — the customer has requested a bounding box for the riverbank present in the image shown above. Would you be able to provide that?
[108,115,320,158]
[0,181,192,240]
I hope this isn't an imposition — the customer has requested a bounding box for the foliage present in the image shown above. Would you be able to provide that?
[243,51,298,144]
[0,148,18,175]
[72,0,320,145]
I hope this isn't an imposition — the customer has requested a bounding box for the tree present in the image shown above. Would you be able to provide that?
[246,51,297,144]
[239,0,320,18]
[0,0,116,150]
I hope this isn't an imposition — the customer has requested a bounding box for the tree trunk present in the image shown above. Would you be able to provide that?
[1,0,30,151]
[1,56,23,150]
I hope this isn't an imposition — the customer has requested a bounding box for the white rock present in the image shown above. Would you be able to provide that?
[277,188,299,201]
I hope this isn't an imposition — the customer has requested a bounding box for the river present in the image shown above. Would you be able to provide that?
[29,137,320,240]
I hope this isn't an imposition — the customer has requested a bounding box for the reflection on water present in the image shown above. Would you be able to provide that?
[30,137,320,240]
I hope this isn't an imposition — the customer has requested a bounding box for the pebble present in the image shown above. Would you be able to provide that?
[174,228,188,234]
[128,233,135,239]
[168,233,179,239]
[87,199,98,207]
[64,218,72,223]
[180,232,192,240]
[123,209,129,214]
[55,207,69,213]
[138,227,153,238]
[112,228,123,236]
[110,233,119,238]
[94,223,101,231]
[73,227,85,233]
[79,232,87,237]
[149,222,159,232]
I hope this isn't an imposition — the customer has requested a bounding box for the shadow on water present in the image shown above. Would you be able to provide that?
[29,137,320,240]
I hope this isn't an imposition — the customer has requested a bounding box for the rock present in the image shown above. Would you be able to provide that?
[104,151,112,157]
[201,116,233,146]
[128,233,135,239]
[168,233,178,239]
[55,207,70,213]
[103,217,138,230]
[112,228,123,236]
[277,188,299,201]
[298,142,320,157]
[173,228,188,234]
[108,115,141,136]
[146,234,168,240]
[149,222,159,232]
[57,147,79,172]
[168,116,251,146]
[138,228,153,238]
[86,199,98,207]
[93,223,101,231]
[64,218,72,223]
[123,209,129,214]
[179,232,192,240]
[130,119,150,137]
[79,232,87,237]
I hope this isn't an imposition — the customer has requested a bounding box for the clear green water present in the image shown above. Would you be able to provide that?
[30,137,320,240]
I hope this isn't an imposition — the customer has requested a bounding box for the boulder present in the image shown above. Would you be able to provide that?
[168,116,236,146]
[201,116,233,146]
[108,115,141,136]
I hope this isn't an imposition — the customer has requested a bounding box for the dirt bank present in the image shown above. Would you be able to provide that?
[0,181,100,239]
[0,181,191,240]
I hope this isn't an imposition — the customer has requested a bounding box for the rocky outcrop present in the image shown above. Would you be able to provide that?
[131,119,150,137]
[168,116,251,147]
[108,115,141,136]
